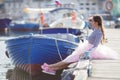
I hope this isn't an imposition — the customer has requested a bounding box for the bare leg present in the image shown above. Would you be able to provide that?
[42,49,84,72]
[48,61,72,71]
[42,53,83,71]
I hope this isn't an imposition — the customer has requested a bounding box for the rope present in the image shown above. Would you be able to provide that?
[55,39,63,61]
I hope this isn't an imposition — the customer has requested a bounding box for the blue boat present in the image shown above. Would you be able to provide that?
[49,7,78,12]
[5,7,86,76]
[38,10,85,36]
[5,33,78,75]
[39,7,85,35]
[39,27,82,35]
[8,7,85,37]
[0,18,11,31]
[9,21,40,31]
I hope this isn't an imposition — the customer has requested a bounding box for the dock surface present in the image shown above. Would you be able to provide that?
[87,60,120,80]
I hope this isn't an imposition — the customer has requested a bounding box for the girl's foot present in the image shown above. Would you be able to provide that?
[41,63,56,75]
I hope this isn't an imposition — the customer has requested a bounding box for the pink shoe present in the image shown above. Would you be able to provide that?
[42,69,56,75]
[41,63,49,69]
[41,63,56,75]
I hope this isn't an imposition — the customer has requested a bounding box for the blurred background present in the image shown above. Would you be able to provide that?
[0,0,120,80]
[0,0,120,28]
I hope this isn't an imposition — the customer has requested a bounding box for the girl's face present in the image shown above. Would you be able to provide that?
[92,20,98,28]
[89,19,94,26]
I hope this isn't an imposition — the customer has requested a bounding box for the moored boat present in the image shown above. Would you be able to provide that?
[9,21,40,31]
[5,33,78,76]
[39,27,82,36]
[0,18,12,31]
[38,7,85,35]
[5,7,86,76]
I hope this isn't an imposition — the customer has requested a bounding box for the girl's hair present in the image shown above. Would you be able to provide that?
[93,15,107,44]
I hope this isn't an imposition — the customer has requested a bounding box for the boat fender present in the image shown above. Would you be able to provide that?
[5,51,10,58]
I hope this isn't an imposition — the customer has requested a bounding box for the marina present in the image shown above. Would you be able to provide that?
[0,29,120,80]
[0,0,120,80]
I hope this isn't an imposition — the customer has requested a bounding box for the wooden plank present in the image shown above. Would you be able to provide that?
[73,60,89,69]
[92,73,120,79]
[74,70,88,80]
[88,77,120,80]
[92,60,120,63]
[87,60,120,80]
[73,60,90,80]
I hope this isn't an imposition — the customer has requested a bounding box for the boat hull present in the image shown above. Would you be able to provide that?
[0,18,11,31]
[39,27,82,35]
[5,34,78,75]
[9,22,40,31]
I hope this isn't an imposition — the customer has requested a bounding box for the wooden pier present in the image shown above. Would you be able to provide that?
[87,60,120,80]
[73,29,120,80]
[88,29,120,80]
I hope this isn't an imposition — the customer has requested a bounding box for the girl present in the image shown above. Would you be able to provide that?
[41,15,120,75]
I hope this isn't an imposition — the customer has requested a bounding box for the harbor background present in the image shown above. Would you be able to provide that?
[0,0,120,80]
[0,28,120,80]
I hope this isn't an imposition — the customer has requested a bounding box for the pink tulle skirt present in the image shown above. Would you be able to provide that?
[63,41,120,63]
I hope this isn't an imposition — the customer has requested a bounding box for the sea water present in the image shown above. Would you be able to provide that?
[0,40,14,80]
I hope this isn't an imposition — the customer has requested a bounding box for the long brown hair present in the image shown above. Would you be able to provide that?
[93,15,107,44]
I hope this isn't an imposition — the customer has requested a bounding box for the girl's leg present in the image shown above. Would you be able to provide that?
[48,61,72,71]
[42,48,83,71]
[41,42,88,72]
[41,61,71,71]
[41,61,71,75]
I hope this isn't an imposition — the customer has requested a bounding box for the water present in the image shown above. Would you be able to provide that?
[0,40,14,80]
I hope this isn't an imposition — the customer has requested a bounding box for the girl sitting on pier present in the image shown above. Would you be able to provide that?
[41,15,120,75]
